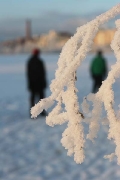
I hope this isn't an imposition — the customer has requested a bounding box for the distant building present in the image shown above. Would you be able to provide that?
[94,29,116,46]
[0,28,117,54]
[26,20,32,39]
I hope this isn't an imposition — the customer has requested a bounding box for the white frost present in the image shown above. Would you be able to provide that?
[31,4,120,164]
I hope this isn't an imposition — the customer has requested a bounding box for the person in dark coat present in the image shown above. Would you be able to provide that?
[90,50,107,93]
[27,48,47,116]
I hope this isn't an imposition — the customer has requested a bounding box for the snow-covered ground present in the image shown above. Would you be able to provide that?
[0,53,120,180]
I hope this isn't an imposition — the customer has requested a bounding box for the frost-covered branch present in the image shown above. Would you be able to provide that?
[31,4,120,164]
[83,19,120,164]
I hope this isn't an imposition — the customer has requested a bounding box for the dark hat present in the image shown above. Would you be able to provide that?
[32,48,40,55]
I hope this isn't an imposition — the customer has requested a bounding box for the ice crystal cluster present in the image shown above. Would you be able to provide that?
[31,4,120,164]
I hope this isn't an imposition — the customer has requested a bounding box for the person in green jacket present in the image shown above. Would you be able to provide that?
[90,50,107,93]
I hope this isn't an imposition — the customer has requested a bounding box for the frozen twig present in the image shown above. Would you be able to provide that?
[31,4,120,164]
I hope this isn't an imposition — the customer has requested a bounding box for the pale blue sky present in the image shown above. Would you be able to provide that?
[0,0,120,19]
[0,0,120,40]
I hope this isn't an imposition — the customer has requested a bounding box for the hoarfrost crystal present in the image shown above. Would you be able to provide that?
[31,4,120,164]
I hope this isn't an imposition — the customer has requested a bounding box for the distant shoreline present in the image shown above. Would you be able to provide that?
[0,49,114,56]
[0,29,115,55]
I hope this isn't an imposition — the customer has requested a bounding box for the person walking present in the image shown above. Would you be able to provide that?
[90,50,107,93]
[26,48,47,116]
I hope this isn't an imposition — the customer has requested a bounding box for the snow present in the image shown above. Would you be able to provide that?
[0,53,120,179]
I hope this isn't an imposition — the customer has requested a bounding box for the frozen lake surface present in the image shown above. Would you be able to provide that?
[0,53,120,180]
